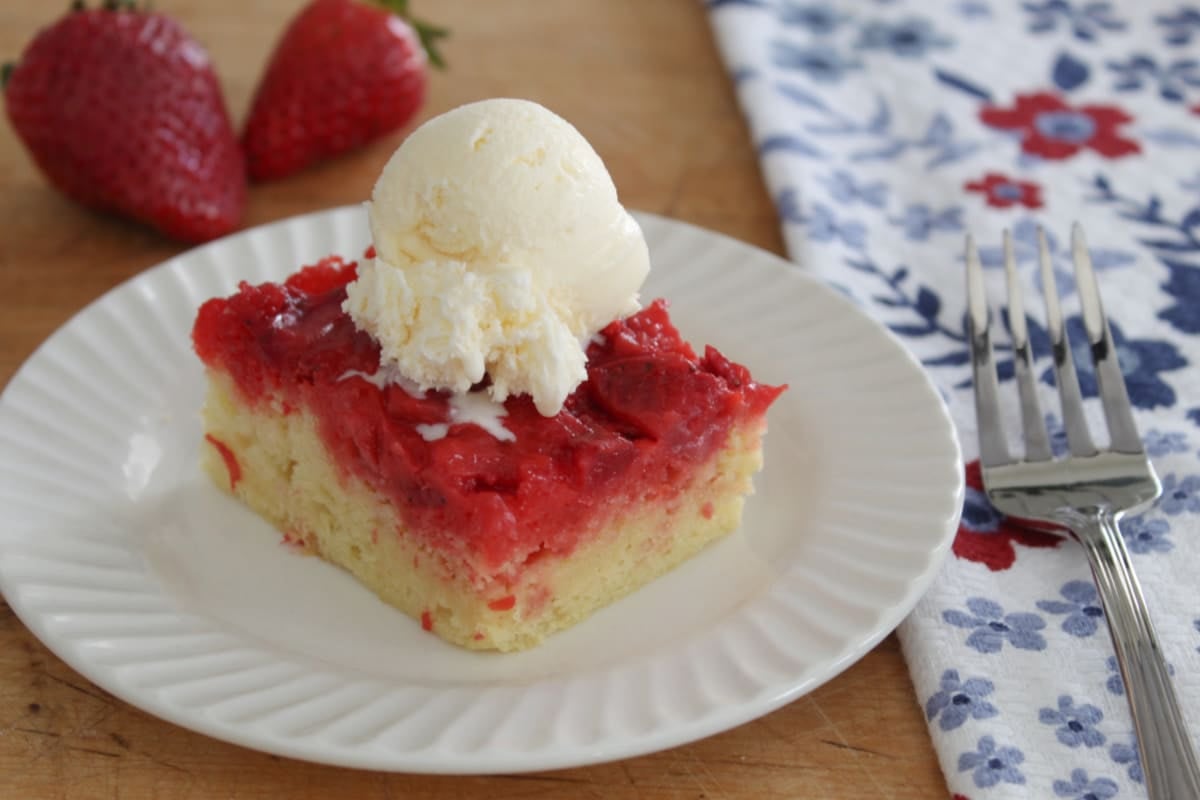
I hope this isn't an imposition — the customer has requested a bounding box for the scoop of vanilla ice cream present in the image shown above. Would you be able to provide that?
[343,98,649,417]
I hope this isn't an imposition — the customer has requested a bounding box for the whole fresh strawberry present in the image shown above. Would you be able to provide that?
[3,2,245,243]
[242,0,447,181]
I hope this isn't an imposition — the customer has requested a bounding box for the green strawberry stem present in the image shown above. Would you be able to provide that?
[412,19,450,69]
[1,62,13,88]
[376,0,449,69]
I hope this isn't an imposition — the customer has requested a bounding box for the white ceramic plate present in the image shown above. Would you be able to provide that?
[0,208,962,773]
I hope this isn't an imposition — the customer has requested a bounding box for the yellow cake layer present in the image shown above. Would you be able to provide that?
[200,370,767,651]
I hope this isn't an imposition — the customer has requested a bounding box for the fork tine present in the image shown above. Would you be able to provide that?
[1039,227,1098,457]
[966,234,1011,467]
[1071,224,1144,454]
[1003,230,1053,462]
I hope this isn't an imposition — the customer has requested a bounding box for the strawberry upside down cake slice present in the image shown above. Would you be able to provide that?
[193,256,784,651]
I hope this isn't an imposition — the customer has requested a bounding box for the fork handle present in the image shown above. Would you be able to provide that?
[1074,511,1200,800]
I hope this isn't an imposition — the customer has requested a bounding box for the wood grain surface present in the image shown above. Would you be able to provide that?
[0,1,950,797]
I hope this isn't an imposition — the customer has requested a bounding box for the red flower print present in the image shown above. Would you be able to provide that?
[953,460,1062,571]
[979,92,1140,160]
[964,173,1044,209]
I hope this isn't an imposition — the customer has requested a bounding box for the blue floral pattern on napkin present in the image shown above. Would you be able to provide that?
[707,1,1200,797]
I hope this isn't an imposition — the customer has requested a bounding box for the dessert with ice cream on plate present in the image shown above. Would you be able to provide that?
[192,98,785,651]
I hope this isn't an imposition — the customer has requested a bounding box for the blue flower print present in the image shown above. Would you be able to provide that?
[1107,654,1174,695]
[1159,259,1200,335]
[961,483,1003,531]
[943,598,1047,653]
[1038,580,1104,637]
[976,218,1135,298]
[925,669,999,731]
[1111,739,1144,783]
[1144,428,1189,457]
[771,41,862,83]
[778,2,848,34]
[889,204,963,241]
[856,17,952,58]
[1085,180,1200,331]
[1050,51,1090,92]
[1034,109,1096,145]
[806,205,867,248]
[1121,515,1174,554]
[1040,316,1187,411]
[1158,473,1200,515]
[1044,413,1070,456]
[1105,655,1124,695]
[1053,768,1119,799]
[1157,6,1200,46]
[1023,1,1127,42]
[1039,695,1106,748]
[819,169,888,208]
[957,0,992,19]
[778,194,867,249]
[958,736,1026,788]
[1107,54,1200,103]
[797,96,980,169]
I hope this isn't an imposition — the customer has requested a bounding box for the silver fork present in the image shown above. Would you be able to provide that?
[966,224,1200,800]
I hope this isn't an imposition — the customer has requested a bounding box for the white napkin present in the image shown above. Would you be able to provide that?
[707,1,1200,797]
